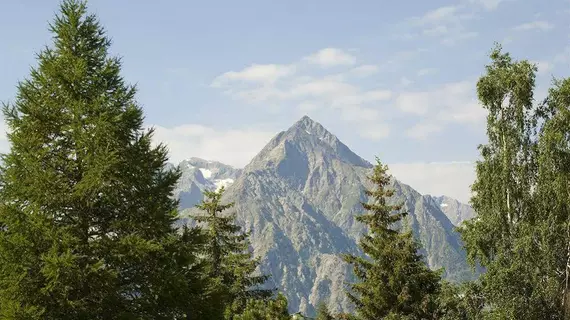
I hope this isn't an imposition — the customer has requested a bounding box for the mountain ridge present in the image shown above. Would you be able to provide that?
[176,116,477,316]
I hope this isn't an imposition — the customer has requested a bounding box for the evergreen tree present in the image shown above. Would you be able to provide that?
[232,294,291,320]
[0,1,203,318]
[315,303,334,320]
[193,186,273,319]
[342,159,442,320]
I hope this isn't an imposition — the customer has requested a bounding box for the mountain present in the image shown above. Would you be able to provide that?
[173,157,242,209]
[177,116,477,316]
[431,195,476,226]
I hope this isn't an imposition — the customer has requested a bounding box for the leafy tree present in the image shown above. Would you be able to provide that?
[0,1,204,318]
[342,159,442,320]
[532,76,570,319]
[233,294,291,320]
[435,281,485,320]
[459,44,567,318]
[193,186,273,319]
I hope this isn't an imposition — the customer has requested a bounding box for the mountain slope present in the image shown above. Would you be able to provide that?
[179,116,476,316]
[431,195,476,226]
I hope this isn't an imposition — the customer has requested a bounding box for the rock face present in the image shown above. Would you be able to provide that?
[177,116,477,316]
[431,195,476,226]
[173,157,242,209]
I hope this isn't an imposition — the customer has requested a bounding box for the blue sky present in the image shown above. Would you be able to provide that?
[1,0,569,202]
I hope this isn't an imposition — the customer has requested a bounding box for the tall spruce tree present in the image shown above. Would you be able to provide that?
[232,293,291,320]
[315,303,335,320]
[342,159,442,320]
[0,1,203,318]
[193,186,273,319]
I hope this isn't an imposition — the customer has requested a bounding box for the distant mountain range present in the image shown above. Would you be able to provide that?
[173,116,478,316]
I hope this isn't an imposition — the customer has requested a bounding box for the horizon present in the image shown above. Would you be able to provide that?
[2,0,569,203]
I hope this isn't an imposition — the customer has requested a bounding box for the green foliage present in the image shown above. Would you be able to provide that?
[0,1,204,318]
[315,303,334,320]
[435,281,485,320]
[233,294,291,320]
[343,159,442,320]
[193,186,273,319]
[460,43,570,318]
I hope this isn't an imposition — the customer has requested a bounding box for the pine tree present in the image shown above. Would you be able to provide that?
[193,186,273,319]
[0,1,203,318]
[315,303,334,320]
[232,293,291,320]
[342,159,442,320]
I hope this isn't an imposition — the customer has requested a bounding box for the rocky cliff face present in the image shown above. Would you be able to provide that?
[431,195,476,226]
[176,116,477,316]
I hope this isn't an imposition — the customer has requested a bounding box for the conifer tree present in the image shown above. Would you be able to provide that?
[315,303,335,320]
[232,293,291,320]
[0,1,203,318]
[193,186,273,319]
[342,159,442,320]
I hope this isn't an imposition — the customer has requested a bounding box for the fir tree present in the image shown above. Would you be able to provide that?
[342,159,442,320]
[232,293,291,320]
[193,186,273,319]
[0,1,203,318]
[315,303,335,320]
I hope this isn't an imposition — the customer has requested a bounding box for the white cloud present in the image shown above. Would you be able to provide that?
[396,80,484,123]
[388,161,476,203]
[332,89,392,107]
[400,77,413,87]
[534,60,553,75]
[417,68,438,77]
[407,123,443,140]
[409,5,478,46]
[423,25,449,36]
[396,91,431,115]
[349,64,379,77]
[513,20,554,31]
[358,125,391,140]
[151,124,275,167]
[290,78,358,98]
[304,48,356,67]
[468,0,506,10]
[212,64,295,87]
[416,6,459,25]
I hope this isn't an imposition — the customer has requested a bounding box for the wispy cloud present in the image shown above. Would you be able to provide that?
[396,80,486,131]
[211,49,485,142]
[513,20,554,31]
[211,64,295,87]
[468,0,507,11]
[349,64,379,77]
[303,48,356,67]
[151,123,275,167]
[407,4,478,46]
[388,161,476,203]
[417,68,438,77]
[407,123,443,140]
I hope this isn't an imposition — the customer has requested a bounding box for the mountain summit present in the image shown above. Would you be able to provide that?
[179,116,476,316]
[248,115,371,173]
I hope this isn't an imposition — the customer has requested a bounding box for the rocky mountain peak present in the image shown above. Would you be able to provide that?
[245,116,371,174]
